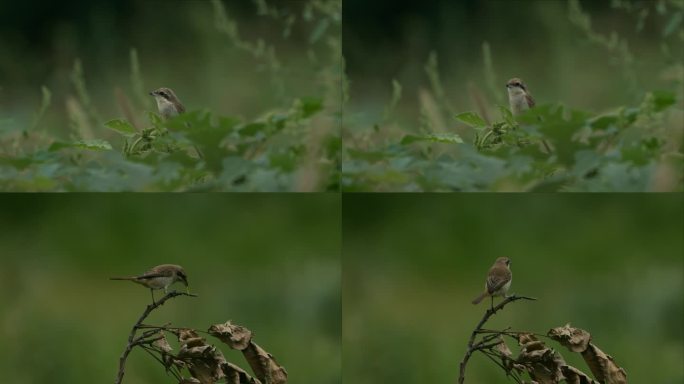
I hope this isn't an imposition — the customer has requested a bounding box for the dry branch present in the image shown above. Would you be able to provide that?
[115,291,198,384]
[457,296,628,384]
[114,292,287,384]
[458,294,537,384]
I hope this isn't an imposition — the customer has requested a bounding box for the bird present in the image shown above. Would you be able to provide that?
[149,87,203,158]
[506,78,552,153]
[149,87,185,119]
[506,78,535,115]
[471,257,512,310]
[110,264,189,304]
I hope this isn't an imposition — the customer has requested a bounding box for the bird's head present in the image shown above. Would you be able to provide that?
[495,257,511,267]
[174,265,188,287]
[506,78,528,96]
[149,87,184,118]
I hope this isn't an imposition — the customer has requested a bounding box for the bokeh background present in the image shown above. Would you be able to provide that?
[343,194,683,384]
[1,0,337,129]
[344,0,683,123]
[0,194,341,383]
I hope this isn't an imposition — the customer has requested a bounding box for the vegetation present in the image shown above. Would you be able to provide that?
[342,0,683,191]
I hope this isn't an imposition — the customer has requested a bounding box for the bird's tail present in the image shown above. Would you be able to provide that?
[109,276,137,281]
[471,292,488,305]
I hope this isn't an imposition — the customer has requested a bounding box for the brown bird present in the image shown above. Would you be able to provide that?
[472,257,512,310]
[149,87,185,119]
[506,78,535,115]
[110,264,188,304]
[149,87,204,159]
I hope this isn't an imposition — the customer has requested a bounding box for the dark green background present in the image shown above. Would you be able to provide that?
[0,194,341,383]
[342,193,683,384]
[1,0,330,124]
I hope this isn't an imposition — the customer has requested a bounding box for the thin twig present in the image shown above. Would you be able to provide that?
[457,294,536,384]
[137,324,212,335]
[115,291,198,384]
[480,349,523,384]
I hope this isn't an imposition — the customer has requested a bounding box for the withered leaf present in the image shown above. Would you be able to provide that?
[222,362,262,384]
[208,321,253,350]
[548,324,591,353]
[561,365,599,384]
[177,330,227,384]
[516,333,564,384]
[581,344,627,384]
[243,343,288,384]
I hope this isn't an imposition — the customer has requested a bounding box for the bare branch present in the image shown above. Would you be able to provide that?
[115,291,198,384]
[457,294,537,384]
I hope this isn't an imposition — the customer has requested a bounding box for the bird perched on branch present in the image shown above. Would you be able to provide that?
[506,78,535,115]
[110,264,189,304]
[472,257,512,310]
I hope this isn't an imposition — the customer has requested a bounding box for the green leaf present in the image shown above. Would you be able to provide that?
[454,112,487,129]
[651,90,676,112]
[105,119,136,135]
[147,111,163,126]
[589,115,619,130]
[49,139,113,151]
[239,122,268,137]
[498,105,515,126]
[400,132,463,145]
[298,97,324,119]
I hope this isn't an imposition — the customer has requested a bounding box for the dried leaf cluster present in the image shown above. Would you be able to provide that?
[115,292,287,384]
[458,296,627,384]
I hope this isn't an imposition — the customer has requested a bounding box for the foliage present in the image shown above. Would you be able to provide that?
[342,0,683,192]
[344,88,681,192]
[0,0,341,192]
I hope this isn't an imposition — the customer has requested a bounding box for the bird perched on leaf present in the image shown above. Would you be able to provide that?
[149,87,203,158]
[506,78,552,152]
[110,264,189,304]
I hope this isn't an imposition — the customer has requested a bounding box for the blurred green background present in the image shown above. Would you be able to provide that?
[0,194,341,383]
[342,194,683,384]
[1,0,336,128]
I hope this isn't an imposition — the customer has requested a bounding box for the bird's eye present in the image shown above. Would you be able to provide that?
[159,91,167,98]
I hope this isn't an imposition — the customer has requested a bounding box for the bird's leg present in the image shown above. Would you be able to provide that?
[490,296,494,311]
[150,289,156,305]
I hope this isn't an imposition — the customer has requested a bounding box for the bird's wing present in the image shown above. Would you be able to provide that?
[137,273,166,280]
[525,93,535,108]
[486,268,511,293]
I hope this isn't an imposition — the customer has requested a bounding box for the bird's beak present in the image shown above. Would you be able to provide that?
[149,91,156,96]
